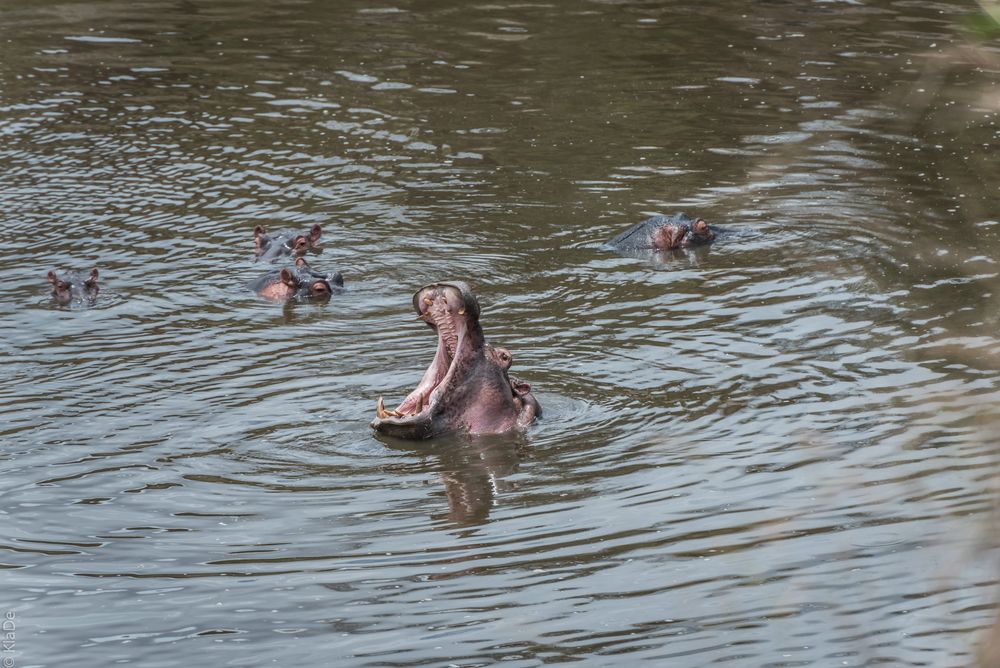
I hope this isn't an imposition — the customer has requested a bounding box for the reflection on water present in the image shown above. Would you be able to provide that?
[2,0,1000,666]
[380,434,526,526]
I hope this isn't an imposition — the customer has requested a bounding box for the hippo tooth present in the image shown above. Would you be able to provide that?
[376,396,387,419]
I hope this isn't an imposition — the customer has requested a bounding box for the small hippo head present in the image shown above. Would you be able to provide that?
[650,214,716,250]
[47,268,99,304]
[252,257,343,301]
[371,281,541,439]
[254,224,323,261]
[290,257,343,298]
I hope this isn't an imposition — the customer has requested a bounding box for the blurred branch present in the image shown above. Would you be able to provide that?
[976,0,1000,24]
[967,1,1000,38]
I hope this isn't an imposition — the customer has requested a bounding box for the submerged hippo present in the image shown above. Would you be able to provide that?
[371,281,540,439]
[608,213,715,252]
[249,257,343,301]
[48,268,99,304]
[254,224,322,262]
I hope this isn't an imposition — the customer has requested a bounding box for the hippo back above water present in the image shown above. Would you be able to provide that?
[608,213,716,252]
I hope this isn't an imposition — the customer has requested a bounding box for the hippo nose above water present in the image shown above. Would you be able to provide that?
[607,213,718,252]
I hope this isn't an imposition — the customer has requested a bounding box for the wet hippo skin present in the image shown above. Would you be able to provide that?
[254,224,322,262]
[608,213,716,252]
[249,257,343,301]
[372,281,540,439]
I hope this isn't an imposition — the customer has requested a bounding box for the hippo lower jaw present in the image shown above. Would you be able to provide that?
[371,281,540,440]
[372,323,466,439]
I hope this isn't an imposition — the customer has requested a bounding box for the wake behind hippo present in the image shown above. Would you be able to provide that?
[371,281,540,440]
[608,213,716,252]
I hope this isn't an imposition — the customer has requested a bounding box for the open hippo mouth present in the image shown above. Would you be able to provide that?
[372,281,540,440]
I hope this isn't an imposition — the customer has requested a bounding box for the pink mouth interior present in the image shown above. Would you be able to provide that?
[387,285,468,419]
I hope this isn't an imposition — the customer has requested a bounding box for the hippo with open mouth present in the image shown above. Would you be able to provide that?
[371,281,540,440]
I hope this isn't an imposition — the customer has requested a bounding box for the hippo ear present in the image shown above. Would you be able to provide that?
[308,224,322,243]
[48,271,69,291]
[655,225,686,250]
[511,379,532,396]
[329,271,344,287]
[280,268,297,288]
[86,267,99,287]
[254,225,266,251]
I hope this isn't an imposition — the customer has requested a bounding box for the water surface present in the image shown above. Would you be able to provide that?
[2,0,1000,666]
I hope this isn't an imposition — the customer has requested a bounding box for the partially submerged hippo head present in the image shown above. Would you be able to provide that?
[684,217,716,246]
[372,281,540,439]
[254,224,322,262]
[249,257,343,301]
[608,213,716,252]
[48,268,99,304]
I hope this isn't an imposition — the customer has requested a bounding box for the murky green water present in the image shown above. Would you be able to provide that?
[3,1,1000,665]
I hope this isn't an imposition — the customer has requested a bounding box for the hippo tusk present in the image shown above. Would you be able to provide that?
[376,396,407,418]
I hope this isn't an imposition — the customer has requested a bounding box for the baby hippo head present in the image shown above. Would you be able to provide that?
[48,268,99,304]
[254,224,323,261]
[251,257,343,301]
